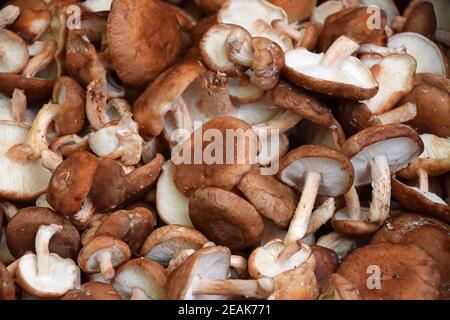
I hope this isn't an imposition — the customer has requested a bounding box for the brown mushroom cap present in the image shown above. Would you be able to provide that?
[89,158,126,213]
[61,282,121,300]
[337,243,441,300]
[0,261,15,300]
[94,209,154,255]
[0,73,54,102]
[311,245,339,292]
[77,236,131,274]
[402,1,437,38]
[342,124,423,187]
[47,151,99,217]
[278,145,354,197]
[173,117,258,196]
[331,207,382,235]
[371,213,450,299]
[107,0,183,87]
[9,6,51,43]
[113,258,167,300]
[189,187,264,250]
[140,225,209,267]
[52,76,85,136]
[6,207,81,260]
[269,0,316,22]
[237,168,296,229]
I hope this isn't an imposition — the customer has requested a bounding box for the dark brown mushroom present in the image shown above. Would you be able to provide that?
[61,282,122,300]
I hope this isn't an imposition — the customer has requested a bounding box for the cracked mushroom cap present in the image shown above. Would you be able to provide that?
[52,76,85,136]
[77,236,131,274]
[61,282,121,300]
[47,151,99,217]
[107,0,183,87]
[189,187,264,250]
[391,176,449,223]
[402,73,450,138]
[133,61,206,138]
[6,206,81,260]
[166,245,231,300]
[140,225,209,267]
[337,243,441,300]
[88,158,127,213]
[113,258,167,300]
[0,29,29,74]
[371,213,450,299]
[388,32,447,77]
[237,168,296,229]
[173,117,258,196]
[284,36,378,100]
[341,124,423,187]
[0,121,52,201]
[0,261,15,300]
[278,145,354,197]
[94,209,154,255]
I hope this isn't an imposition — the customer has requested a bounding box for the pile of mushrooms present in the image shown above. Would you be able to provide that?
[0,0,448,301]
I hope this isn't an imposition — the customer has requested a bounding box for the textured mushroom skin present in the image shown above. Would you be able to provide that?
[61,282,122,300]
[107,0,183,87]
[337,243,441,300]
[6,207,81,260]
[189,188,264,250]
[0,261,15,300]
[47,151,99,217]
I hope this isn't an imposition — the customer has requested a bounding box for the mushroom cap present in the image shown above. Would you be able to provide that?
[0,261,15,300]
[95,209,154,255]
[399,134,450,179]
[0,29,29,74]
[388,32,447,77]
[403,73,450,138]
[77,236,131,274]
[391,176,449,223]
[311,245,339,292]
[6,207,81,260]
[237,168,296,229]
[17,252,79,299]
[341,124,423,187]
[166,245,231,300]
[278,145,354,196]
[140,225,208,267]
[61,282,121,300]
[173,117,258,196]
[189,187,264,250]
[89,158,126,213]
[0,121,52,201]
[156,160,192,226]
[107,0,183,87]
[52,76,85,136]
[133,61,206,138]
[47,151,99,217]
[113,258,167,300]
[248,239,312,278]
[284,47,378,100]
[0,73,54,102]
[331,207,382,235]
[371,213,450,299]
[269,0,316,22]
[310,0,343,28]
[337,243,441,300]
[402,1,437,38]
[322,273,361,300]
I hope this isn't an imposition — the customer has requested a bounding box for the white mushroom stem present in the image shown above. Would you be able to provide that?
[86,79,109,130]
[320,36,359,68]
[0,201,18,220]
[193,278,274,299]
[417,168,429,193]
[35,224,63,278]
[368,155,391,223]
[97,250,115,280]
[344,186,361,221]
[285,171,322,245]
[198,72,236,117]
[164,97,193,148]
[230,255,247,278]
[11,88,26,123]
[22,40,57,78]
[71,198,95,225]
[0,5,20,28]
[252,110,302,136]
[130,287,151,300]
[40,149,63,172]
[50,134,88,157]
[306,197,336,235]
[226,28,253,67]
[316,232,358,260]
[371,102,417,125]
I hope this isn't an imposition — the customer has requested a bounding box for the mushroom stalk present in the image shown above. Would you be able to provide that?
[35,224,63,278]
[320,36,359,68]
[0,5,20,28]
[368,155,391,223]
[230,255,247,278]
[98,250,115,280]
[371,103,417,125]
[417,168,429,193]
[226,28,253,67]
[198,72,236,117]
[86,79,109,130]
[22,40,57,78]
[11,89,26,123]
[130,287,151,300]
[192,278,274,299]
[344,186,361,220]
[306,197,336,235]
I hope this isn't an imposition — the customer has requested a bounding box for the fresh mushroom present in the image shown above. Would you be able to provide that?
[0,29,29,74]
[61,282,121,300]
[0,260,15,300]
